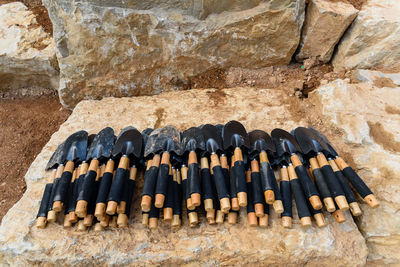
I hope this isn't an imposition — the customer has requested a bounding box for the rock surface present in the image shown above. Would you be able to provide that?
[332,0,400,70]
[309,77,400,265]
[0,87,367,265]
[296,0,358,63]
[0,2,59,92]
[43,0,305,109]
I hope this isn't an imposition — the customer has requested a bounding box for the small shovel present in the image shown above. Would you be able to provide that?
[141,128,163,212]
[106,126,142,215]
[145,126,181,209]
[202,124,231,213]
[75,127,115,218]
[35,141,65,228]
[249,130,284,214]
[223,121,250,207]
[308,127,379,209]
[272,129,312,227]
[294,127,349,211]
[272,128,323,210]
[52,130,88,212]
[182,127,205,207]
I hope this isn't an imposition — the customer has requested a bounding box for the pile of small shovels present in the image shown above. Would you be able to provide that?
[36,121,379,231]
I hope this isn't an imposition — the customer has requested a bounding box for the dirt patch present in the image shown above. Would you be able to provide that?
[189,68,227,90]
[224,63,347,98]
[385,105,400,115]
[153,108,165,129]
[367,121,400,153]
[206,89,227,106]
[373,77,397,88]
[0,0,52,35]
[0,97,70,222]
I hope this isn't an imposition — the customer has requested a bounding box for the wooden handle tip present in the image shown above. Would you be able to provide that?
[273,200,284,214]
[282,216,292,228]
[264,190,275,205]
[141,195,152,212]
[364,194,379,208]
[35,217,47,229]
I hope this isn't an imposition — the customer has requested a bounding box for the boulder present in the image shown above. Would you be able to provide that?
[309,78,400,265]
[296,0,358,63]
[0,2,59,92]
[332,0,400,70]
[0,87,367,265]
[42,0,305,109]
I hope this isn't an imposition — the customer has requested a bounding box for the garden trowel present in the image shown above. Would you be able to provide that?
[202,124,231,213]
[181,127,205,207]
[271,129,312,227]
[52,130,88,212]
[144,126,181,208]
[223,121,250,207]
[106,126,142,215]
[294,127,349,211]
[75,127,114,218]
[249,130,283,214]
[35,141,65,228]
[308,127,379,210]
[271,128,323,211]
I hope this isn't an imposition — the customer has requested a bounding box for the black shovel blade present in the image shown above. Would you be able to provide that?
[271,128,301,158]
[112,126,143,159]
[249,130,276,157]
[45,141,65,171]
[142,128,154,146]
[86,127,115,161]
[201,124,223,154]
[293,127,327,156]
[62,130,88,163]
[182,127,205,153]
[308,127,339,158]
[222,120,250,150]
[144,125,181,157]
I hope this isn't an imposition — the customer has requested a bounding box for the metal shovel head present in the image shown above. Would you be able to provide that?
[293,127,326,155]
[45,141,65,171]
[144,125,181,157]
[308,127,338,158]
[222,120,250,150]
[201,124,223,154]
[142,128,154,146]
[112,126,143,159]
[271,128,301,158]
[62,130,88,163]
[248,130,276,157]
[86,127,115,161]
[182,127,205,154]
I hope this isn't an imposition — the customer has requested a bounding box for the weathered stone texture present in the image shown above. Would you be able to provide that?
[42,0,305,109]
[296,0,358,63]
[332,0,400,70]
[0,2,59,92]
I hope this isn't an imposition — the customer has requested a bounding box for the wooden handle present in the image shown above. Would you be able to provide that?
[314,213,327,228]
[234,147,243,161]
[118,156,130,169]
[290,154,302,167]
[259,151,269,163]
[259,214,269,228]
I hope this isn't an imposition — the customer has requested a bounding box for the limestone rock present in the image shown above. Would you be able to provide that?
[0,87,367,265]
[0,2,59,92]
[42,0,305,109]
[296,0,358,63]
[332,0,400,70]
[310,79,400,265]
[352,69,400,87]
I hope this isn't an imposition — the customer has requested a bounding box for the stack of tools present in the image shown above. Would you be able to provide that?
[36,121,379,231]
